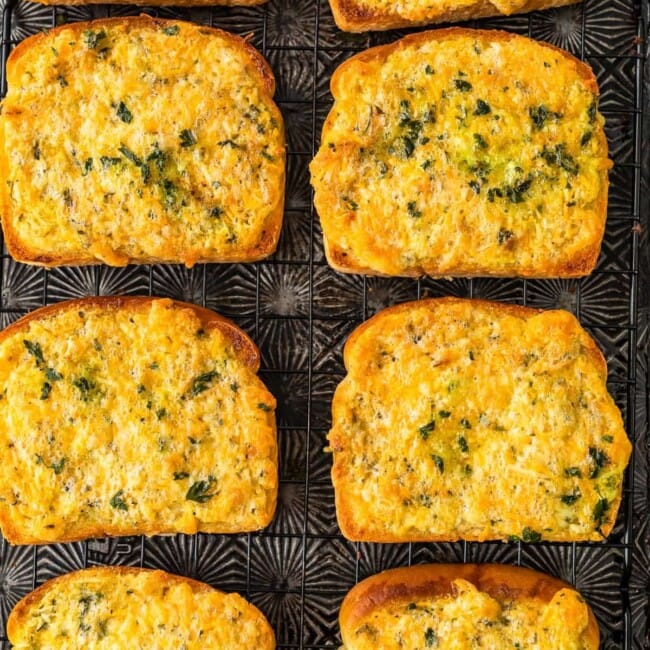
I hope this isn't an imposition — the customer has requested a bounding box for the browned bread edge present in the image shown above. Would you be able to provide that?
[0,15,285,267]
[7,567,275,646]
[329,0,580,32]
[339,563,599,649]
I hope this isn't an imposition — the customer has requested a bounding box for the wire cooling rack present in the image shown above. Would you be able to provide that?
[0,0,647,647]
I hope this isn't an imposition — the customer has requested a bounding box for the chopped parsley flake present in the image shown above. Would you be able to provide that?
[425,627,438,647]
[474,99,491,115]
[45,367,62,381]
[418,420,436,440]
[186,478,217,503]
[109,490,128,511]
[24,340,45,367]
[454,78,472,92]
[116,101,133,124]
[521,527,542,543]
[179,129,197,148]
[187,371,219,398]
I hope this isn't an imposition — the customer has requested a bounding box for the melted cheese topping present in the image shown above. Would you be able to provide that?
[2,20,284,266]
[343,579,592,649]
[0,299,277,543]
[330,301,631,542]
[310,32,609,276]
[10,569,274,649]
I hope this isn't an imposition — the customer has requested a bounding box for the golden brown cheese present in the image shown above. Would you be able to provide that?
[340,565,599,650]
[310,29,609,278]
[329,298,631,542]
[329,0,579,31]
[0,17,285,267]
[0,297,277,544]
[8,567,275,649]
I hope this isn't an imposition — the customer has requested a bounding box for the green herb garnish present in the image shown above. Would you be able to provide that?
[83,29,107,49]
[454,78,472,92]
[593,498,610,531]
[187,370,219,398]
[24,340,44,367]
[179,129,197,148]
[419,420,435,440]
[186,478,217,503]
[473,133,488,150]
[497,228,514,244]
[109,490,128,511]
[474,99,491,115]
[589,446,609,478]
[565,467,582,478]
[560,489,581,505]
[116,101,133,124]
[521,527,542,543]
[118,144,143,166]
[425,627,438,647]
[407,201,422,218]
[540,144,579,175]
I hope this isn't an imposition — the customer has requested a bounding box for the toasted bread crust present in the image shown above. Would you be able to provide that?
[0,297,277,544]
[0,296,261,372]
[330,0,580,31]
[0,16,285,268]
[339,564,599,649]
[330,298,631,543]
[312,28,609,278]
[8,567,275,648]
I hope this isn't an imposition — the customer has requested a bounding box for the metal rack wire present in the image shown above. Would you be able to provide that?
[0,0,647,647]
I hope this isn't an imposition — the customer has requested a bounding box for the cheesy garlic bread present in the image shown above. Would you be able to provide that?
[339,564,599,649]
[0,297,277,544]
[329,0,579,32]
[8,567,275,649]
[329,298,631,542]
[311,29,610,278]
[0,17,285,267]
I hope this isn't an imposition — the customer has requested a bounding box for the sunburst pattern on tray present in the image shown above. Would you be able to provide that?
[0,0,646,646]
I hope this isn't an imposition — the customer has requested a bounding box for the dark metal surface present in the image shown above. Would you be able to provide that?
[0,0,647,647]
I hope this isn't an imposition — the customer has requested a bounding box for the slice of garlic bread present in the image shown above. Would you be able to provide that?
[329,298,631,542]
[310,29,610,278]
[0,297,277,544]
[340,564,599,649]
[329,0,579,32]
[8,567,275,649]
[0,17,285,267]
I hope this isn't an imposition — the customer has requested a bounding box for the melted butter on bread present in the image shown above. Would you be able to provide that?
[0,18,285,266]
[311,29,609,277]
[0,298,277,543]
[329,298,631,542]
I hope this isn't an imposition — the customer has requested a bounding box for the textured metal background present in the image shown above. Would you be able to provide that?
[0,0,647,647]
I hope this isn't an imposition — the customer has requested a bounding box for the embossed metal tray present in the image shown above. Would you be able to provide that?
[0,0,647,647]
